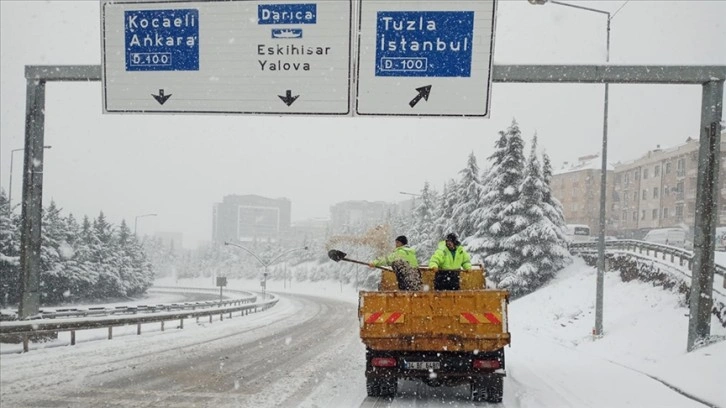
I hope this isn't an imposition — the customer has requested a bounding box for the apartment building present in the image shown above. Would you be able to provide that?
[610,134,726,237]
[550,154,615,235]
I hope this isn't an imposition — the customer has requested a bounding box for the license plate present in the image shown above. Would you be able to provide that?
[405,361,440,370]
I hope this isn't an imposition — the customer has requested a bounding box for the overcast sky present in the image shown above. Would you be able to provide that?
[1,0,725,248]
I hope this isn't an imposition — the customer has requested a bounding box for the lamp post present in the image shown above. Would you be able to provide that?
[528,0,628,337]
[224,241,308,297]
[134,213,157,236]
[8,146,51,211]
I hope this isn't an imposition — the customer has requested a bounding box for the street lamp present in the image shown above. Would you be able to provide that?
[224,241,308,297]
[134,213,157,236]
[8,146,52,211]
[529,0,629,337]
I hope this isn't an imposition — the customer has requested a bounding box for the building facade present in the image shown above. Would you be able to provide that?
[610,135,726,237]
[550,154,614,235]
[212,194,291,243]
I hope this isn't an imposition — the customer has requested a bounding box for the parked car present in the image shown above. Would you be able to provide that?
[643,228,689,249]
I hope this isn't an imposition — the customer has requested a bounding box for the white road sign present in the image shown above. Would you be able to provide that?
[101,0,352,115]
[355,0,497,117]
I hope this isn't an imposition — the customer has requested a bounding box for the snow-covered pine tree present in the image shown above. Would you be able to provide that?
[466,132,508,263]
[473,120,526,282]
[76,215,100,299]
[542,152,569,243]
[451,152,484,239]
[410,182,439,258]
[40,201,70,303]
[115,220,137,296]
[0,189,21,305]
[497,135,570,296]
[433,179,458,243]
[60,213,90,301]
[91,212,123,298]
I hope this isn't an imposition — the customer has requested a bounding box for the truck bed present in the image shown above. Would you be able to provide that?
[359,289,510,352]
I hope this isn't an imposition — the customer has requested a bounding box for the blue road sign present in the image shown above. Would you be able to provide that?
[375,11,474,77]
[124,9,199,71]
[258,4,317,25]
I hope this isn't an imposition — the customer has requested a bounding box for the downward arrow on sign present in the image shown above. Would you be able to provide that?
[278,90,300,106]
[151,89,172,105]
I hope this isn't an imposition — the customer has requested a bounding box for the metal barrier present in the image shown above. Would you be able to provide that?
[0,288,277,353]
[2,287,256,320]
[569,240,726,278]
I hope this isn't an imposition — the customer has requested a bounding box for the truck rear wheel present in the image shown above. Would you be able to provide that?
[470,376,503,403]
[366,377,397,398]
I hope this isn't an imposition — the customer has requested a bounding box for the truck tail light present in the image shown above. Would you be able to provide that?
[371,357,397,367]
[473,359,501,369]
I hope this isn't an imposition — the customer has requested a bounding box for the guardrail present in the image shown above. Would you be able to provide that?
[0,288,278,353]
[569,240,726,278]
[0,286,256,321]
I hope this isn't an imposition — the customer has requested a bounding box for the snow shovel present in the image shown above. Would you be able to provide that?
[327,249,392,271]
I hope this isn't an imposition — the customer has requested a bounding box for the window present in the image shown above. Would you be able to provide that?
[654,165,660,176]
[633,191,638,201]
[642,190,647,200]
[664,186,670,196]
[615,174,622,184]
[677,158,686,176]
[665,162,672,174]
[624,173,630,183]
[633,211,637,221]
[676,204,684,218]
[663,208,669,219]
[613,191,620,202]
[653,187,659,198]
[635,169,641,180]
[652,209,658,219]
[643,168,649,179]
[641,210,646,220]
[622,211,628,221]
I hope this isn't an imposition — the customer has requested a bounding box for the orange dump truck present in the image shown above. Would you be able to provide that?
[359,265,510,402]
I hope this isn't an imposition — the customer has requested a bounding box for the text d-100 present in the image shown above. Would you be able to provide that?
[129,52,172,66]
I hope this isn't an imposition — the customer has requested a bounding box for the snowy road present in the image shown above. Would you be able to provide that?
[1,283,720,408]
[1,293,367,408]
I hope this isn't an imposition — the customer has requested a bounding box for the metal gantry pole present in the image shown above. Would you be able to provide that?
[18,77,47,319]
[687,80,723,351]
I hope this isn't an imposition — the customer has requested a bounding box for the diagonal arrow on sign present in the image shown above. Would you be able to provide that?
[278,90,300,106]
[409,85,432,108]
[151,89,172,105]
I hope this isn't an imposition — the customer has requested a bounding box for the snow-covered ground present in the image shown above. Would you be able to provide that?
[2,259,724,407]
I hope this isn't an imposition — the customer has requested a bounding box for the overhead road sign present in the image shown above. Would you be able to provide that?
[355,0,497,117]
[101,0,353,115]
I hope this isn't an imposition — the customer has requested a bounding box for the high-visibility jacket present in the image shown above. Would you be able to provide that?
[428,241,472,270]
[372,245,419,267]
